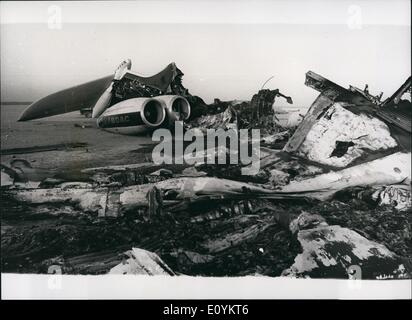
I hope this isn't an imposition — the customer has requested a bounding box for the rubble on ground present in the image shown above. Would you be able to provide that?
[283,220,410,279]
[260,130,291,149]
[187,105,238,131]
[188,88,294,137]
[1,72,411,279]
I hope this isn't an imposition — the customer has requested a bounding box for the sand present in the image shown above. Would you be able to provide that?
[1,104,155,173]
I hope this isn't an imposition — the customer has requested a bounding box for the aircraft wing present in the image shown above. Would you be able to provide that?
[18,75,113,121]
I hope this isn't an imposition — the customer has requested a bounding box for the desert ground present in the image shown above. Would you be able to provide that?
[1,104,154,171]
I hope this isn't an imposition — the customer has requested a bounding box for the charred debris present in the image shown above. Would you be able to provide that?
[1,69,411,279]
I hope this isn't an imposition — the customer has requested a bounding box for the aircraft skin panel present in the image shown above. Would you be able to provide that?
[97,111,145,129]
[101,99,149,116]
[18,75,113,121]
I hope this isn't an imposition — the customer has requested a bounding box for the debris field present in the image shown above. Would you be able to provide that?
[1,70,411,279]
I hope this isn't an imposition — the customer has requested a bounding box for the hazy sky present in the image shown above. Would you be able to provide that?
[1,0,410,106]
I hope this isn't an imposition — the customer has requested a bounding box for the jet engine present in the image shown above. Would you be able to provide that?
[97,98,166,135]
[154,95,191,127]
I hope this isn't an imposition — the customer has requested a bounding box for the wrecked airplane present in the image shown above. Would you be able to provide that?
[3,63,412,279]
[18,60,203,135]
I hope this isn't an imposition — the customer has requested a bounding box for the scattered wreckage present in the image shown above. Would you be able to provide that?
[1,66,411,279]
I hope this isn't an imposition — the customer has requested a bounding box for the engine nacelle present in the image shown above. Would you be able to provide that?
[154,95,191,127]
[97,98,166,135]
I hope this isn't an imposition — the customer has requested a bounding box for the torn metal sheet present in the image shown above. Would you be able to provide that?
[283,224,411,279]
[273,106,305,129]
[293,102,398,167]
[284,72,411,161]
[201,220,275,253]
[284,93,335,153]
[109,248,175,275]
[260,130,291,149]
[188,105,238,131]
[376,77,411,150]
[288,211,328,234]
[375,184,411,211]
[304,70,379,106]
[171,250,215,265]
[3,177,307,217]
[279,152,411,201]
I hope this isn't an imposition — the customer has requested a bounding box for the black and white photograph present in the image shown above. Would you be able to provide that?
[1,0,411,300]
